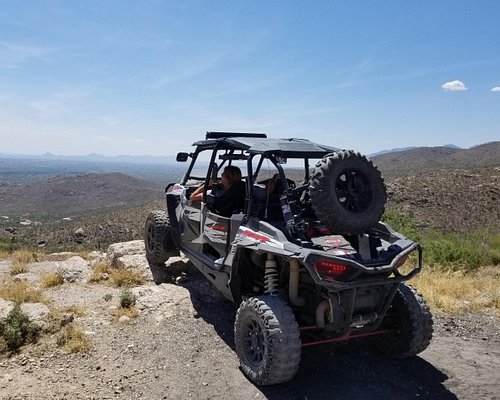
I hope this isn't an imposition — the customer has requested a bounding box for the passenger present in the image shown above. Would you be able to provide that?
[190,165,246,217]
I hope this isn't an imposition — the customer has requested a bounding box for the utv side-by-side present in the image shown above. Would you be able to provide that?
[145,132,433,386]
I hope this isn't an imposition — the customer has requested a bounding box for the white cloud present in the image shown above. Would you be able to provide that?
[441,80,467,91]
[491,87,500,92]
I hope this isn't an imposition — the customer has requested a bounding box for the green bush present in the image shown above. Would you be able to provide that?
[120,290,137,308]
[383,210,498,271]
[382,209,422,242]
[0,305,40,353]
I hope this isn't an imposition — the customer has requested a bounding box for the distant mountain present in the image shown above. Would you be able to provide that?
[0,152,178,165]
[369,144,460,157]
[372,141,500,178]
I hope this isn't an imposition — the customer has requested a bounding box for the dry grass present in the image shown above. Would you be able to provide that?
[56,323,92,353]
[0,281,46,304]
[110,268,146,288]
[411,266,500,316]
[88,261,110,283]
[111,306,139,324]
[41,271,64,288]
[89,262,145,287]
[9,250,37,275]
[57,306,88,317]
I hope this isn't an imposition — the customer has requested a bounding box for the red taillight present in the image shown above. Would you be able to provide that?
[314,260,349,281]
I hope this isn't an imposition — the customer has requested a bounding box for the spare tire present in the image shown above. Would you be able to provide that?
[309,150,386,235]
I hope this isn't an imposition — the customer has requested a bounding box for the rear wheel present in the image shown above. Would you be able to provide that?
[373,283,433,357]
[234,296,301,385]
[144,210,177,265]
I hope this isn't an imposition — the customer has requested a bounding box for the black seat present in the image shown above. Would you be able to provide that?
[214,180,246,217]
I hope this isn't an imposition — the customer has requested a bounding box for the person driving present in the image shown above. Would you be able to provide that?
[189,165,246,217]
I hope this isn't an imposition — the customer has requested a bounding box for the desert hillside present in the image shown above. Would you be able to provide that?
[0,172,162,219]
[372,141,500,178]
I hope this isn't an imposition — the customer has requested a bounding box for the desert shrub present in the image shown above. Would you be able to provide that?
[110,268,145,288]
[41,271,64,288]
[0,237,20,255]
[120,289,137,308]
[56,323,92,353]
[0,281,45,304]
[0,305,41,353]
[488,233,500,265]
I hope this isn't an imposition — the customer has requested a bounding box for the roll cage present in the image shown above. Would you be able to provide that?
[178,132,340,226]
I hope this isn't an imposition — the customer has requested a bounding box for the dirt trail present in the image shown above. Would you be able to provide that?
[0,254,499,400]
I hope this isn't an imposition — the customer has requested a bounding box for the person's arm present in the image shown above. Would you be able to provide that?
[189,183,206,202]
[189,179,217,202]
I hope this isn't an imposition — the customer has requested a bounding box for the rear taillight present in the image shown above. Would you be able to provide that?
[314,260,349,281]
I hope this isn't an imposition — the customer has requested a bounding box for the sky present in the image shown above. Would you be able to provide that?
[0,0,499,157]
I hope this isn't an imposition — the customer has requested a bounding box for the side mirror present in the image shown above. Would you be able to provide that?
[176,152,189,162]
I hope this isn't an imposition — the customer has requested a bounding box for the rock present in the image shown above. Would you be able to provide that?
[118,316,131,323]
[58,256,92,283]
[12,272,40,286]
[21,303,50,322]
[0,260,12,274]
[106,241,145,267]
[0,299,14,319]
[115,254,148,269]
[73,228,86,243]
[4,227,17,234]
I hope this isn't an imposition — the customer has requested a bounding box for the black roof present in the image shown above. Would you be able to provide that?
[192,133,339,158]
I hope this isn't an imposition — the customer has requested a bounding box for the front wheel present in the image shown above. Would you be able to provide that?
[234,296,301,386]
[373,283,433,357]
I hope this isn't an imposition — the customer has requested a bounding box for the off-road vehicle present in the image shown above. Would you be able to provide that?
[145,132,433,385]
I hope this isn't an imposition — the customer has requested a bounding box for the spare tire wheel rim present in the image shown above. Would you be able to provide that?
[335,169,373,212]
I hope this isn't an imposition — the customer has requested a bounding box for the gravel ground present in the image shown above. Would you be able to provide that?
[0,257,499,400]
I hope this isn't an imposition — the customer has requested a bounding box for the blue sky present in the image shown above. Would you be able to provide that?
[0,0,499,156]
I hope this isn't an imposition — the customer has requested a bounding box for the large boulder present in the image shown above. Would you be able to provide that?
[106,240,145,268]
[35,257,91,283]
[58,256,92,283]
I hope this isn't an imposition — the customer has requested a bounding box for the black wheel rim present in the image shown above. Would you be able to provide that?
[242,315,265,368]
[335,169,373,212]
[146,223,156,252]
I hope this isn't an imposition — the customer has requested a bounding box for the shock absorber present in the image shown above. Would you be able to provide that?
[264,254,279,295]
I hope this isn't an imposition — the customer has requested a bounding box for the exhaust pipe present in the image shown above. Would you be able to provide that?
[315,300,331,328]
